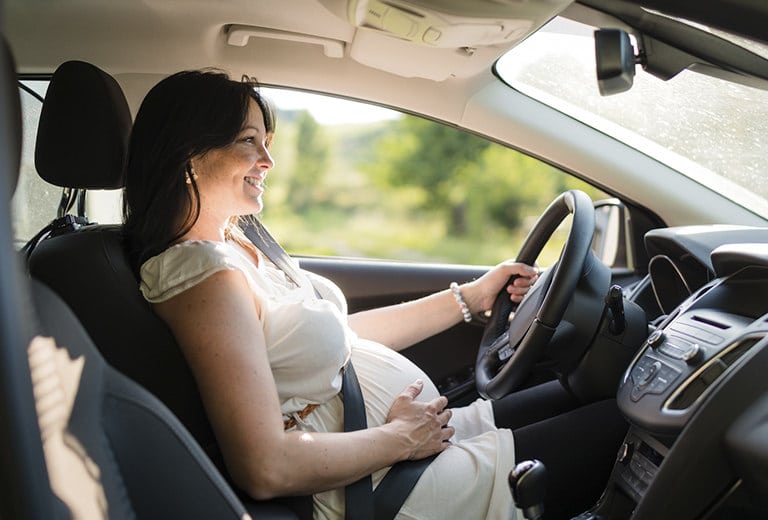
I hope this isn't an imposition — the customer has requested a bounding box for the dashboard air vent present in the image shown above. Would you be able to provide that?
[690,314,730,330]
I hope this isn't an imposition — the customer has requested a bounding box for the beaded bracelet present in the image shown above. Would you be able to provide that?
[449,282,473,323]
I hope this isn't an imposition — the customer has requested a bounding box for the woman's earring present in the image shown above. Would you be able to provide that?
[185,165,199,185]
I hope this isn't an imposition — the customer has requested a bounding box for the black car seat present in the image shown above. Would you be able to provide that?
[25,61,310,518]
[0,36,60,520]
[30,279,255,519]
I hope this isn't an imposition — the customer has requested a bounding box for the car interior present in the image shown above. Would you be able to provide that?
[2,0,768,519]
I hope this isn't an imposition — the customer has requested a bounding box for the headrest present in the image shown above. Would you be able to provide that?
[1,39,22,196]
[35,61,131,189]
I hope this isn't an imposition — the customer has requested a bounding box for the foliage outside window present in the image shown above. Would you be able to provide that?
[13,82,606,267]
[260,88,606,266]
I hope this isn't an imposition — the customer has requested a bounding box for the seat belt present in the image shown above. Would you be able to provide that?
[241,217,433,520]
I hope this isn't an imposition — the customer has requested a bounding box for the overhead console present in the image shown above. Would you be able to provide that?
[327,0,573,80]
[577,243,768,519]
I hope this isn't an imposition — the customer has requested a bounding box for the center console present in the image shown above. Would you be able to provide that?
[572,251,768,519]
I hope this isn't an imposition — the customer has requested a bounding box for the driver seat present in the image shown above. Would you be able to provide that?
[1,40,252,520]
[25,61,311,518]
[30,279,254,519]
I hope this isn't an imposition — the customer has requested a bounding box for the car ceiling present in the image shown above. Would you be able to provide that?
[6,0,572,118]
[7,0,766,114]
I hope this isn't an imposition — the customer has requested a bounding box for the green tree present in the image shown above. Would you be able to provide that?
[288,110,328,211]
[367,116,490,235]
[468,145,560,232]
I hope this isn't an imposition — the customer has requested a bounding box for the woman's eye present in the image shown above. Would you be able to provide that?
[243,136,256,143]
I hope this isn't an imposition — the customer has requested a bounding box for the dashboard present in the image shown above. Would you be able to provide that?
[581,226,768,519]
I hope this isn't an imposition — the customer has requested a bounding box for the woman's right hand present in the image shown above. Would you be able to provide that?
[385,380,454,460]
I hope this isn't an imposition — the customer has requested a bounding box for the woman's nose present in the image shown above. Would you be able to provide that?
[257,144,275,170]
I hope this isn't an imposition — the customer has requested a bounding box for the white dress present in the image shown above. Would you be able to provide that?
[140,239,518,520]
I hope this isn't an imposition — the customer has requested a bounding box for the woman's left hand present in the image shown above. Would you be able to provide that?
[460,261,539,316]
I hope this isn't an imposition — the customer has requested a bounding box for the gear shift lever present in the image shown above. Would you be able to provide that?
[509,459,546,520]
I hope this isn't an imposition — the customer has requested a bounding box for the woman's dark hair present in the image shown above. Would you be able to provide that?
[123,69,275,273]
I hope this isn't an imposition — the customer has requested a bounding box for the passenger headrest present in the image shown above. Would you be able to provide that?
[35,61,131,189]
[2,39,22,196]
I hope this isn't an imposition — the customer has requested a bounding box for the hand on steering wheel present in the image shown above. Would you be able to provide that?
[475,190,597,400]
[461,262,539,314]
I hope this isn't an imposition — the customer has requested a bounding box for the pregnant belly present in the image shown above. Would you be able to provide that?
[351,339,441,428]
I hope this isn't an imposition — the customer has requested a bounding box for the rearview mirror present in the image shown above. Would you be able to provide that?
[594,29,637,96]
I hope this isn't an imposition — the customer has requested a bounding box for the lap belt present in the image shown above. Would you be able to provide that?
[243,218,434,519]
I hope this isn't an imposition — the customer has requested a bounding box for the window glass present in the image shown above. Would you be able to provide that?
[495,17,768,218]
[13,81,60,248]
[13,82,609,268]
[260,88,607,266]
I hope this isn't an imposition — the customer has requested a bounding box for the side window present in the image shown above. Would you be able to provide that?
[260,88,608,267]
[13,81,59,248]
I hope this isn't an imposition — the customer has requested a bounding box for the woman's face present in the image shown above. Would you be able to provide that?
[193,98,274,219]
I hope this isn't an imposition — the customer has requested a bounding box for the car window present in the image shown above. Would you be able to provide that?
[260,88,608,266]
[13,81,610,268]
[14,80,59,248]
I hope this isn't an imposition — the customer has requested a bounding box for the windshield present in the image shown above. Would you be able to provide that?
[495,16,768,218]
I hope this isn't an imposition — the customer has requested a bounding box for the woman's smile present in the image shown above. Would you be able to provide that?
[244,174,264,194]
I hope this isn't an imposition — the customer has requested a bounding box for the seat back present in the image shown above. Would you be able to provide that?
[31,280,251,520]
[29,224,222,464]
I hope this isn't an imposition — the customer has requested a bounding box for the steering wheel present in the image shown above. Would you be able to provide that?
[476,190,596,400]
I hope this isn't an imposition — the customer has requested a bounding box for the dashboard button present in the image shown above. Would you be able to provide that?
[647,329,665,348]
[638,361,661,386]
[683,343,704,365]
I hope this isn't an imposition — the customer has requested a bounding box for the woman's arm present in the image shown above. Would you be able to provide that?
[348,261,538,351]
[153,269,453,500]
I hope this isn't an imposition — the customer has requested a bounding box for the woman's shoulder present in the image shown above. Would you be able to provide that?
[140,240,246,303]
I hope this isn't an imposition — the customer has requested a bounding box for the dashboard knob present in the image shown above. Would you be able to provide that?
[647,329,665,349]
[683,343,704,365]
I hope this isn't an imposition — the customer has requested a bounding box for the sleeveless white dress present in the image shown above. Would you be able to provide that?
[140,239,518,520]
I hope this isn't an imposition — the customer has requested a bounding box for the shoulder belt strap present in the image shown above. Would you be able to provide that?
[241,217,433,520]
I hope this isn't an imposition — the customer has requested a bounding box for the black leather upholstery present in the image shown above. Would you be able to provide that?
[30,280,250,519]
[1,39,21,194]
[0,37,61,520]
[35,60,130,189]
[28,225,221,467]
